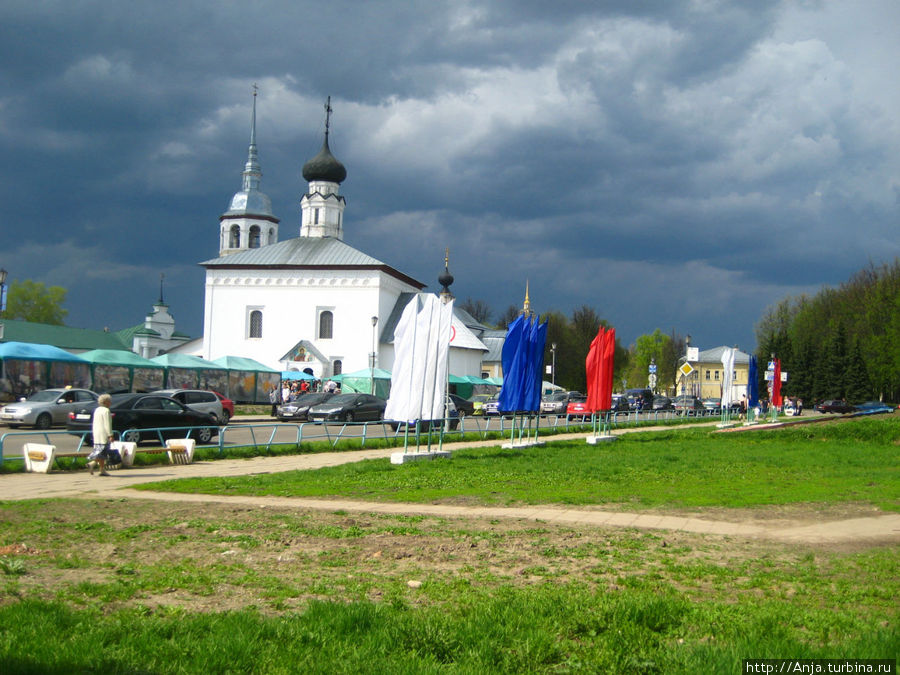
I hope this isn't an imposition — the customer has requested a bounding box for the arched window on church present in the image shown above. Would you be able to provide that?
[268,228,276,245]
[230,225,241,248]
[249,310,263,338]
[314,208,320,225]
[249,225,261,248]
[333,360,342,376]
[318,310,333,340]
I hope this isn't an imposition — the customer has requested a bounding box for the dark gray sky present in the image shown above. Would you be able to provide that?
[1,0,897,352]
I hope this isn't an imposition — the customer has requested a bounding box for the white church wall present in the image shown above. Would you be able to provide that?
[203,268,418,374]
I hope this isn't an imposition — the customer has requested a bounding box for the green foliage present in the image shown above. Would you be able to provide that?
[625,328,673,393]
[755,260,900,403]
[3,279,68,324]
[539,305,628,393]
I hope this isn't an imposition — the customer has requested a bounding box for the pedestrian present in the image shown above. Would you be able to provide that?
[739,395,747,420]
[269,385,280,416]
[88,393,113,476]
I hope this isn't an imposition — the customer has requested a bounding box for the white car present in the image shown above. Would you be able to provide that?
[0,388,99,429]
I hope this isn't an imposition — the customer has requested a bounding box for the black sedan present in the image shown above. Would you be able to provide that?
[66,393,220,444]
[277,392,334,422]
[815,399,855,414]
[307,393,387,423]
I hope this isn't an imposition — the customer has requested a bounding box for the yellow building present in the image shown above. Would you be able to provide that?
[679,346,750,402]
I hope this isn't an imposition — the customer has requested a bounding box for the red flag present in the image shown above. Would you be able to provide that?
[599,328,616,411]
[772,358,783,407]
[585,327,605,412]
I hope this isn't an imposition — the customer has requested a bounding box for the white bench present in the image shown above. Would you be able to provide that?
[23,443,58,473]
[22,441,136,473]
[165,438,196,465]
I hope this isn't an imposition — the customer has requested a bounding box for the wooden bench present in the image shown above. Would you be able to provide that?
[130,439,196,465]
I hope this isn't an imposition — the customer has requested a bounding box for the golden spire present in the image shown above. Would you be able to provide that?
[521,280,532,317]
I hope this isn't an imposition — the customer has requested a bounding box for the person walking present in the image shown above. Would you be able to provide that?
[89,393,113,476]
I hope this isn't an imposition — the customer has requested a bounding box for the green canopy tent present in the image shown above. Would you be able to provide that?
[0,341,90,401]
[211,356,280,404]
[150,354,229,394]
[79,349,165,393]
[336,367,392,399]
[448,374,475,399]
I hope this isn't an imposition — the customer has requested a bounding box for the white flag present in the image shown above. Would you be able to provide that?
[385,295,454,423]
[720,348,735,409]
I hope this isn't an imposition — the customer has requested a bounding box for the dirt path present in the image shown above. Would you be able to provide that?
[3,429,898,545]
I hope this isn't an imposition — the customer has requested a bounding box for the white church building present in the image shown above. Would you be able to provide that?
[196,94,487,379]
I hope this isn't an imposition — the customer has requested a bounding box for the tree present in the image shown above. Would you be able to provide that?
[625,329,670,393]
[496,305,520,330]
[3,279,68,325]
[458,298,492,325]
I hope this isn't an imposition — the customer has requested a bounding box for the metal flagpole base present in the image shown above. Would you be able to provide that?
[391,451,451,465]
[586,435,617,444]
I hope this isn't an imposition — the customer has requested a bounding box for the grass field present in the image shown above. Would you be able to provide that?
[0,417,897,673]
[139,417,900,512]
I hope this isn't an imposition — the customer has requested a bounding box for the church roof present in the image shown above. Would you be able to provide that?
[0,319,131,351]
[200,236,426,289]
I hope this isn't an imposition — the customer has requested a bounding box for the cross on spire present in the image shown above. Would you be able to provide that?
[324,96,333,141]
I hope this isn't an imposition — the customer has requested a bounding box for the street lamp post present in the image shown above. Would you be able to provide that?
[370,316,378,395]
[550,342,557,386]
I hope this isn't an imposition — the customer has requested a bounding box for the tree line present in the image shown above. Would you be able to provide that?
[754,260,900,404]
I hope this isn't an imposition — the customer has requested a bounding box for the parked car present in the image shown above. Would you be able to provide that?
[66,393,220,444]
[673,395,705,413]
[566,396,590,419]
[449,393,475,417]
[651,395,674,411]
[0,388,99,429]
[471,394,494,416]
[307,393,386,423]
[482,394,501,416]
[610,394,631,412]
[540,391,583,415]
[625,388,653,411]
[815,399,855,414]
[854,401,895,415]
[277,392,334,422]
[154,389,226,424]
[702,398,721,412]
[388,396,461,431]
[213,391,235,423]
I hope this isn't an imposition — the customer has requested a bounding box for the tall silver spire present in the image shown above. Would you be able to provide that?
[242,84,261,192]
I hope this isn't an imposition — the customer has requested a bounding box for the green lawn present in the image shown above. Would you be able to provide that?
[1,416,897,673]
[138,418,900,511]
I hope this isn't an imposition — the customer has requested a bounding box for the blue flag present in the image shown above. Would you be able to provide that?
[747,355,759,407]
[523,319,547,412]
[498,315,527,412]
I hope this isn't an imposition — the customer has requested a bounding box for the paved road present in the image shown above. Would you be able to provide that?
[2,424,898,545]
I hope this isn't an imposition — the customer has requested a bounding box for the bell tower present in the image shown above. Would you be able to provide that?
[300,97,347,239]
[218,85,279,256]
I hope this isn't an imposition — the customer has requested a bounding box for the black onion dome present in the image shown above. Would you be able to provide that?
[439,269,454,290]
[302,136,347,183]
